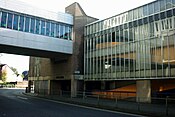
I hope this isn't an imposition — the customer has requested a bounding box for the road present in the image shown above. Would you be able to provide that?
[0,88,145,117]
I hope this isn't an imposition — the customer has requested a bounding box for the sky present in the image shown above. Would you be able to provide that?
[1,0,155,74]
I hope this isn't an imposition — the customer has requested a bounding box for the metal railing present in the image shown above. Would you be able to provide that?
[29,89,175,116]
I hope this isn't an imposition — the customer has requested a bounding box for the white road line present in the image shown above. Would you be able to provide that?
[30,96,146,117]
[17,96,28,100]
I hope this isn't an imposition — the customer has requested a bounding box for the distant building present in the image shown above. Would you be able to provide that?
[0,64,22,83]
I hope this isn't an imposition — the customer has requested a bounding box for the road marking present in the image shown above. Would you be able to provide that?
[17,96,28,100]
[29,96,146,117]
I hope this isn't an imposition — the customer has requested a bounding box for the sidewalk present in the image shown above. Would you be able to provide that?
[23,93,175,117]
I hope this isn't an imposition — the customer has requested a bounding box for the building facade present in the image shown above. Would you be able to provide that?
[85,0,175,80]
[84,0,175,102]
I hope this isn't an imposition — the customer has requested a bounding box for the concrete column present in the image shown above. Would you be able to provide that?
[71,76,77,97]
[101,81,106,90]
[136,80,151,103]
[48,80,51,95]
[27,80,32,93]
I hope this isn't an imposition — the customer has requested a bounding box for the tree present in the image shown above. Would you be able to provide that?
[10,67,19,76]
[1,71,7,83]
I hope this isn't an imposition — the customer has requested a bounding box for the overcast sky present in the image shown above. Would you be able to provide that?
[1,0,155,74]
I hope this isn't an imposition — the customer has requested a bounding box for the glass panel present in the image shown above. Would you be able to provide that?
[55,24,60,38]
[64,26,69,39]
[1,12,7,28]
[160,12,166,19]
[35,19,40,34]
[19,16,24,31]
[60,24,65,38]
[167,10,173,18]
[133,9,138,20]
[166,0,173,9]
[128,10,133,21]
[154,1,160,13]
[148,3,154,15]
[160,0,166,11]
[173,0,175,4]
[138,7,143,18]
[13,14,18,30]
[68,26,72,40]
[7,13,13,29]
[143,5,148,16]
[50,23,55,37]
[154,14,160,21]
[25,17,30,32]
[30,18,35,33]
[41,20,45,35]
[46,21,50,36]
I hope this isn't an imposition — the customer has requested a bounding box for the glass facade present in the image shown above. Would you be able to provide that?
[84,0,175,80]
[0,9,73,40]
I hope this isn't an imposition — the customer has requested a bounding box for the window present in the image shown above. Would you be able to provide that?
[143,5,148,16]
[13,14,18,30]
[41,20,45,35]
[7,13,13,29]
[25,17,30,32]
[68,26,72,40]
[1,12,7,28]
[149,16,154,22]
[64,26,69,39]
[128,10,133,21]
[148,3,154,15]
[35,19,40,34]
[55,24,60,38]
[133,9,138,20]
[143,17,148,24]
[160,12,166,19]
[154,14,160,21]
[30,18,35,33]
[50,23,55,37]
[46,21,50,36]
[160,0,166,11]
[60,24,65,38]
[154,1,160,13]
[138,7,143,18]
[166,0,173,9]
[19,16,24,31]
[166,10,173,18]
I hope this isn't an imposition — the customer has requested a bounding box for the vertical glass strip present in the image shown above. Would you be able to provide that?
[1,12,7,28]
[25,17,30,32]
[0,11,2,26]
[110,31,113,79]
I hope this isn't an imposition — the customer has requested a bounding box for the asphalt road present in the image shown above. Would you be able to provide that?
[0,88,145,117]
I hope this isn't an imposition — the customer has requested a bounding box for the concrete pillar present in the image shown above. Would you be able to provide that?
[101,81,106,90]
[48,80,51,95]
[136,80,151,103]
[71,76,77,97]
[28,80,32,93]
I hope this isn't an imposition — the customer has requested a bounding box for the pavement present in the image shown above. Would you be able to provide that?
[23,93,175,117]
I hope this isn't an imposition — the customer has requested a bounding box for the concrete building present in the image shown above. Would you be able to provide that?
[28,2,97,96]
[0,64,22,83]
[84,0,175,102]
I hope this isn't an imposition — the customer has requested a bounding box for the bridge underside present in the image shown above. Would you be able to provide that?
[0,44,71,60]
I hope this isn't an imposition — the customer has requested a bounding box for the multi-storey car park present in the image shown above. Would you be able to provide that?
[84,0,175,102]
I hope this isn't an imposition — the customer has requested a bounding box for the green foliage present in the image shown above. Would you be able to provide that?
[10,67,19,76]
[2,71,7,83]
